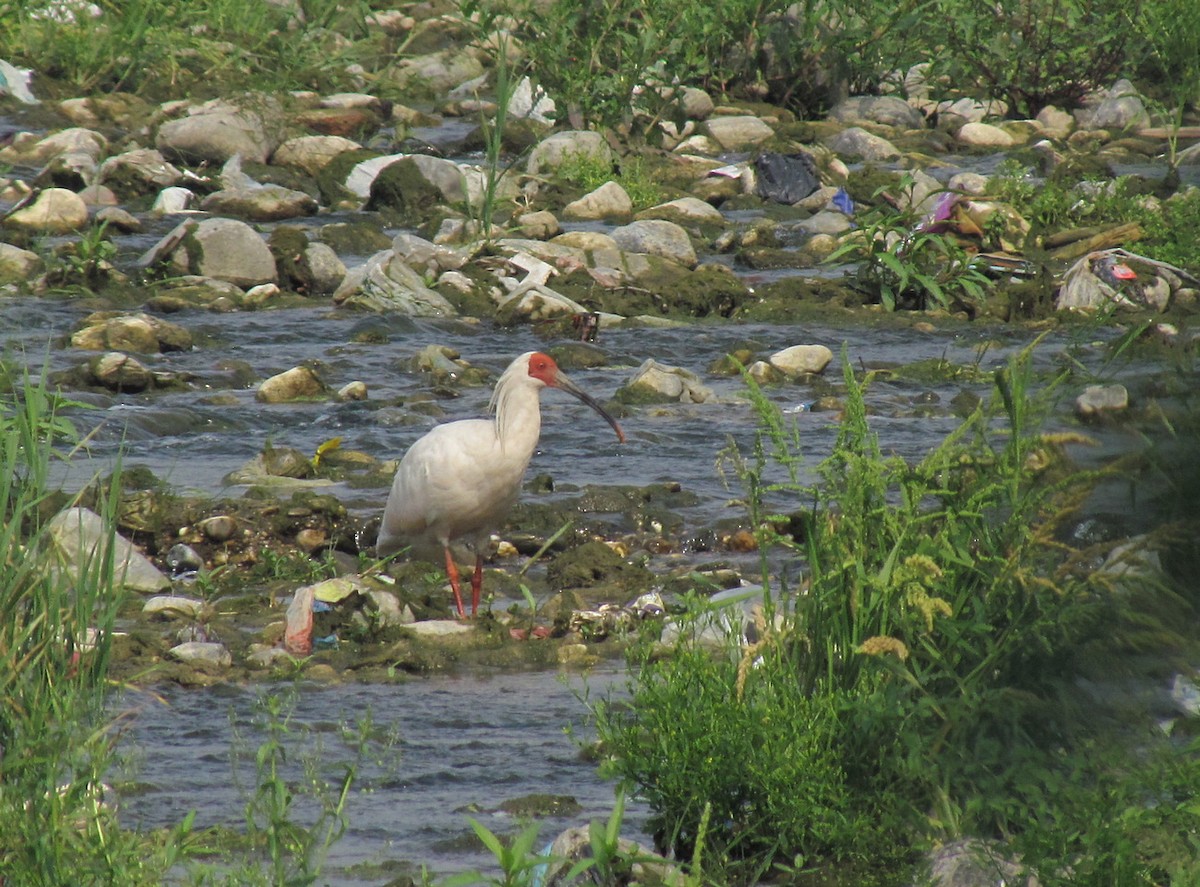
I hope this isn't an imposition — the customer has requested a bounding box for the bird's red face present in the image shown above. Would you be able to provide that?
[526,352,560,386]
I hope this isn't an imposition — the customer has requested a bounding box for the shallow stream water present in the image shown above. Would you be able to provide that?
[1,287,1167,882]
[0,113,1184,881]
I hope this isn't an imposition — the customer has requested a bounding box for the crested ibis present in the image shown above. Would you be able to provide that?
[376,351,625,617]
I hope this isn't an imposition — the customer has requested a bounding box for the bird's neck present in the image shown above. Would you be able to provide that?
[493,384,542,457]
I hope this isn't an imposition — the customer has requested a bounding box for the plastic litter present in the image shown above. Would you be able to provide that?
[284,584,315,655]
[830,187,854,215]
[754,151,820,205]
[0,59,37,104]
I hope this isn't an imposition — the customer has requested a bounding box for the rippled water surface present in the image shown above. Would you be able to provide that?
[117,667,641,884]
[3,289,1166,880]
[1,118,1181,880]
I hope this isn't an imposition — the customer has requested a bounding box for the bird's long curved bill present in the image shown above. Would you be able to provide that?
[553,374,626,443]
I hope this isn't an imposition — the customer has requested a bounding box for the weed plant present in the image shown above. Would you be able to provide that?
[555,152,665,212]
[989,162,1200,272]
[0,368,184,882]
[183,687,398,886]
[825,177,994,313]
[593,345,1200,884]
[0,0,372,98]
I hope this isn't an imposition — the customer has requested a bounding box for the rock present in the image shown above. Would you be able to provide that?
[337,380,368,401]
[746,360,783,384]
[1036,106,1074,139]
[495,283,590,322]
[290,241,344,295]
[921,838,1038,887]
[562,181,632,221]
[367,590,412,627]
[1075,384,1128,417]
[515,210,559,239]
[675,86,715,120]
[257,365,327,403]
[618,359,715,403]
[93,206,140,232]
[769,344,834,376]
[526,130,612,175]
[755,151,821,204]
[506,75,556,125]
[1079,81,1150,132]
[701,115,775,151]
[272,134,363,175]
[0,242,42,284]
[332,250,457,315]
[934,97,1003,124]
[793,211,853,236]
[1098,536,1161,580]
[826,126,901,161]
[556,644,597,666]
[0,126,106,166]
[635,196,724,225]
[295,527,327,552]
[294,106,380,138]
[89,352,154,392]
[156,98,275,164]
[165,543,204,579]
[956,121,1015,148]
[35,149,98,190]
[198,515,238,542]
[200,184,318,221]
[392,232,468,273]
[140,218,278,287]
[390,49,485,96]
[71,312,192,354]
[97,148,183,198]
[829,96,925,129]
[152,186,195,214]
[3,187,89,234]
[540,825,674,887]
[247,646,298,669]
[349,154,470,219]
[610,219,697,268]
[143,595,206,620]
[168,641,232,668]
[47,507,170,593]
[946,172,989,195]
[403,619,473,637]
[72,315,154,354]
[243,283,281,307]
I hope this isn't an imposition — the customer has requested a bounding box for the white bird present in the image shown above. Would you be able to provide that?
[376,351,626,618]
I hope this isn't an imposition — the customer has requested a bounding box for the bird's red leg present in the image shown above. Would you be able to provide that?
[443,547,467,618]
[470,554,484,616]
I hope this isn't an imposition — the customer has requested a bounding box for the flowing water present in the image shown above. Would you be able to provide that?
[115,666,639,883]
[0,114,1182,881]
[1,288,1166,882]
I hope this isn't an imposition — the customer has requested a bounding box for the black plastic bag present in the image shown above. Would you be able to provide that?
[755,151,820,204]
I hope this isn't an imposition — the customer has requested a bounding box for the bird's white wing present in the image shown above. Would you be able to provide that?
[376,418,530,556]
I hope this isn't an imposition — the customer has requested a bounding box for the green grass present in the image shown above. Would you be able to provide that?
[0,366,186,883]
[592,343,1200,885]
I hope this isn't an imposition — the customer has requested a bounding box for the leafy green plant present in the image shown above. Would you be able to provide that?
[196,688,394,886]
[1128,0,1200,179]
[461,0,905,129]
[825,179,994,312]
[592,343,1200,882]
[0,0,371,98]
[444,819,550,887]
[920,0,1133,118]
[0,367,187,883]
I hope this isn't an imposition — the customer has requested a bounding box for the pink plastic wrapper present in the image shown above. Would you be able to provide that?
[284,584,315,655]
